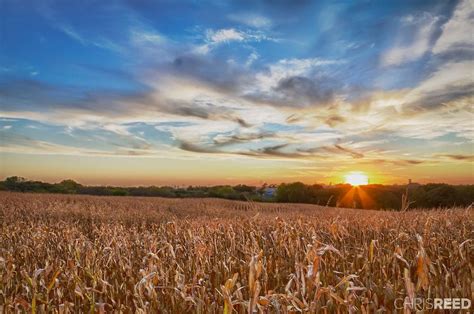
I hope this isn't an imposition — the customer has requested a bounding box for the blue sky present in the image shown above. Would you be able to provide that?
[0,0,473,185]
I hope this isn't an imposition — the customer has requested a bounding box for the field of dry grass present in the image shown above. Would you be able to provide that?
[1,192,472,313]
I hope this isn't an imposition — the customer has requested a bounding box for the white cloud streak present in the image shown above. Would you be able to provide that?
[432,0,474,55]
[382,13,439,66]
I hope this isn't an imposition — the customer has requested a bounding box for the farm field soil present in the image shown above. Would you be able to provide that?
[1,192,472,313]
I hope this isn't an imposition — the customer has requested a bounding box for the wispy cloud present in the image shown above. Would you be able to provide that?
[434,154,474,161]
[57,24,87,45]
[195,28,278,54]
[228,13,273,29]
[130,29,166,45]
[381,13,439,66]
[432,0,474,55]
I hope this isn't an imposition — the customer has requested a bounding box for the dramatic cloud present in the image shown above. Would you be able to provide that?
[1,0,473,184]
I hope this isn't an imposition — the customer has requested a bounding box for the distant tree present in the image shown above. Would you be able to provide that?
[111,188,129,196]
[277,182,315,203]
[4,176,26,191]
[54,179,82,194]
[209,186,239,199]
[424,184,457,208]
[233,184,256,193]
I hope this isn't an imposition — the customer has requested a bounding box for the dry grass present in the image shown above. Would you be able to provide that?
[1,192,472,313]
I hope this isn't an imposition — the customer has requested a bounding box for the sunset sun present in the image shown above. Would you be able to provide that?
[345,172,369,186]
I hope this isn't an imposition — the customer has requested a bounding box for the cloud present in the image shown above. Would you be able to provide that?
[178,141,302,159]
[365,158,428,166]
[432,0,474,56]
[57,24,87,45]
[247,143,307,159]
[402,60,474,110]
[0,126,160,157]
[52,23,124,53]
[241,142,367,160]
[434,154,474,161]
[130,29,166,45]
[170,54,248,92]
[1,4,471,167]
[0,78,151,120]
[333,144,364,159]
[246,58,343,107]
[228,13,273,29]
[272,75,336,107]
[245,52,259,67]
[157,99,252,127]
[213,131,275,146]
[324,115,346,127]
[178,134,368,161]
[382,13,439,66]
[179,141,220,154]
[207,28,245,43]
[195,28,277,54]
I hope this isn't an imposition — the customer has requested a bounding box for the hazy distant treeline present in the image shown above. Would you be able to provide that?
[1,176,472,210]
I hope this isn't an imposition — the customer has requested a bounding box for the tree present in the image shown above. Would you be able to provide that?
[4,176,26,191]
[55,179,82,194]
[277,182,314,203]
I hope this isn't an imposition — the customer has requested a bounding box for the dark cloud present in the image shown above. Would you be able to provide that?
[213,131,274,146]
[234,117,252,128]
[0,78,147,115]
[162,54,344,111]
[433,49,474,63]
[365,158,428,166]
[179,138,367,161]
[246,74,340,108]
[333,144,364,159]
[179,141,314,159]
[285,114,301,123]
[160,100,251,127]
[240,143,364,159]
[273,76,336,107]
[297,144,364,159]
[247,143,305,158]
[398,159,425,165]
[404,83,474,112]
[164,101,213,119]
[171,55,250,93]
[0,79,68,110]
[325,114,346,127]
[435,154,474,161]
[179,141,220,154]
[0,78,252,127]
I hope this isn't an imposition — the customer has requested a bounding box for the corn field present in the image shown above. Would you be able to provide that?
[1,192,472,313]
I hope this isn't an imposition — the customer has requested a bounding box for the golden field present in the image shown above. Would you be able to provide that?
[0,192,472,313]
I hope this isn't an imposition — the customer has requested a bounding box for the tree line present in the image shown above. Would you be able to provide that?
[1,176,472,210]
[275,182,473,210]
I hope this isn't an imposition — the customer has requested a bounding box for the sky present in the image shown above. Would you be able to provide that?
[0,0,473,186]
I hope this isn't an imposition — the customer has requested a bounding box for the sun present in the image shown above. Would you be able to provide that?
[344,172,369,186]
